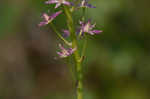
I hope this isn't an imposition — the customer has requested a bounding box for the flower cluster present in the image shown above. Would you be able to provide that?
[39,0,102,58]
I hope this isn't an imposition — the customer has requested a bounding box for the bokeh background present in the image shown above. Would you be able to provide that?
[0,0,150,99]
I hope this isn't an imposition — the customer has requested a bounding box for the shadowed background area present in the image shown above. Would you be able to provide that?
[0,0,150,99]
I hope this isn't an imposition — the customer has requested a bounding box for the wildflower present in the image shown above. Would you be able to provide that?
[57,44,76,58]
[39,11,62,27]
[45,0,71,8]
[79,20,102,35]
[62,29,70,37]
[79,0,96,8]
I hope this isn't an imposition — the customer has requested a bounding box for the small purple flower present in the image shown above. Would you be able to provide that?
[62,29,70,37]
[45,0,71,8]
[38,11,62,27]
[79,20,102,35]
[57,44,76,58]
[79,0,96,8]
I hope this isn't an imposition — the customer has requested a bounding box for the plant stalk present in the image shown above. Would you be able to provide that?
[63,6,83,99]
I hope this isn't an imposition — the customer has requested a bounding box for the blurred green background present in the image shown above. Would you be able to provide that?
[0,0,150,99]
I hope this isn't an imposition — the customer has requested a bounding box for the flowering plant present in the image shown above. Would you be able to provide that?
[39,0,102,99]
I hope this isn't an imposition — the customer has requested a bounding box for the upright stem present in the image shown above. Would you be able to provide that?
[63,6,83,99]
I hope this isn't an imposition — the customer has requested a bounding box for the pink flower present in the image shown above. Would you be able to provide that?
[38,11,62,27]
[45,0,71,8]
[57,44,76,58]
[79,20,102,35]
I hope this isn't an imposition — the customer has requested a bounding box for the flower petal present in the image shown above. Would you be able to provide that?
[55,3,61,8]
[63,29,70,37]
[89,30,102,35]
[45,0,58,4]
[38,21,48,27]
[41,13,49,21]
[51,11,62,19]
[63,1,71,5]
[59,44,65,50]
[85,3,96,8]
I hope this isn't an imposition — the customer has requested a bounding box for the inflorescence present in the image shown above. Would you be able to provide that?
[39,0,102,58]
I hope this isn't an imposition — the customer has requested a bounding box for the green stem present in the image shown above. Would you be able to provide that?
[81,36,87,61]
[66,58,76,83]
[63,6,83,99]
